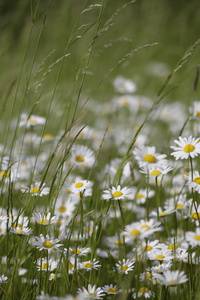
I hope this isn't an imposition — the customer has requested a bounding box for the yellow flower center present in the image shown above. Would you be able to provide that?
[176,204,184,209]
[139,287,148,293]
[39,219,49,225]
[75,156,84,162]
[194,177,200,185]
[115,239,123,244]
[150,170,162,176]
[42,241,53,248]
[58,206,67,213]
[30,188,40,194]
[86,227,92,233]
[1,171,9,178]
[28,119,37,124]
[192,212,200,220]
[50,274,56,279]
[107,288,116,293]
[71,249,81,254]
[13,223,22,228]
[43,134,53,139]
[142,245,152,251]
[155,254,165,259]
[55,221,62,226]
[75,182,83,188]
[159,211,166,216]
[140,225,151,230]
[42,263,48,269]
[143,154,156,163]
[68,263,73,270]
[183,144,195,153]
[167,244,175,250]
[84,262,92,268]
[65,189,71,194]
[168,280,175,285]
[121,265,128,271]
[146,273,154,279]
[196,112,200,117]
[136,193,143,199]
[87,293,94,297]
[194,235,200,240]
[113,191,123,198]
[130,229,141,236]
[16,229,24,234]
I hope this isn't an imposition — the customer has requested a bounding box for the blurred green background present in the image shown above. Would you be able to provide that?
[0,0,200,129]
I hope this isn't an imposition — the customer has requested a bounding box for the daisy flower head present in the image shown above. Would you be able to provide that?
[20,113,46,128]
[68,247,91,257]
[156,270,188,286]
[113,76,137,94]
[71,145,95,168]
[31,212,58,226]
[10,226,33,236]
[132,286,155,299]
[133,146,167,169]
[186,227,200,247]
[185,171,200,193]
[148,249,174,262]
[171,136,200,160]
[79,259,101,271]
[21,182,50,197]
[35,257,58,272]
[77,284,105,299]
[32,234,63,252]
[184,200,200,225]
[102,284,121,295]
[115,258,134,274]
[68,178,92,194]
[102,185,132,200]
[147,165,173,178]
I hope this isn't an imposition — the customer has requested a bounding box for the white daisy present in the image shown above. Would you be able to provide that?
[79,259,101,271]
[156,270,188,286]
[68,178,92,194]
[31,212,58,226]
[115,258,134,274]
[185,171,200,193]
[132,286,155,298]
[67,247,91,256]
[102,284,121,294]
[10,226,33,235]
[186,227,200,247]
[35,257,58,272]
[32,234,63,252]
[102,185,132,200]
[171,136,200,160]
[113,76,137,94]
[21,182,50,197]
[71,145,95,168]
[141,165,173,178]
[20,113,46,128]
[77,284,105,299]
[133,146,167,169]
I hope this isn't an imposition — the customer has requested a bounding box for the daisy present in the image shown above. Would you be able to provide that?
[77,284,105,299]
[138,239,160,255]
[0,275,7,284]
[32,234,63,252]
[79,259,101,271]
[171,136,200,160]
[68,178,92,194]
[21,182,50,197]
[102,284,122,295]
[54,197,76,218]
[102,185,132,200]
[185,171,200,193]
[71,145,95,168]
[134,188,155,205]
[115,258,134,274]
[184,200,200,225]
[141,165,173,178]
[31,212,58,226]
[10,226,32,235]
[156,270,188,286]
[133,146,167,169]
[186,227,200,247]
[67,247,91,256]
[151,262,172,275]
[49,273,61,281]
[35,257,58,272]
[148,249,174,262]
[20,113,46,128]
[113,76,137,94]
[132,286,155,298]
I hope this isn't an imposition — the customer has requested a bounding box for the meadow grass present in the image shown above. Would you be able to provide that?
[0,0,200,299]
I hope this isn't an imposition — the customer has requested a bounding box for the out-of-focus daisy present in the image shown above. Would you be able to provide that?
[186,227,200,247]
[102,185,132,200]
[21,182,50,197]
[148,249,174,262]
[141,165,173,178]
[68,178,92,194]
[102,284,122,295]
[171,136,200,160]
[71,145,95,168]
[79,259,101,271]
[115,258,134,274]
[150,207,175,218]
[54,197,76,218]
[32,234,63,252]
[132,286,155,298]
[10,226,33,235]
[184,200,200,225]
[113,76,137,94]
[20,113,46,128]
[35,257,58,272]
[49,273,61,281]
[138,239,160,255]
[151,262,172,275]
[77,284,105,299]
[67,247,91,256]
[31,212,58,226]
[134,188,155,205]
[191,101,200,119]
[133,146,167,169]
[185,171,200,193]
[156,270,188,286]
[0,275,7,284]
